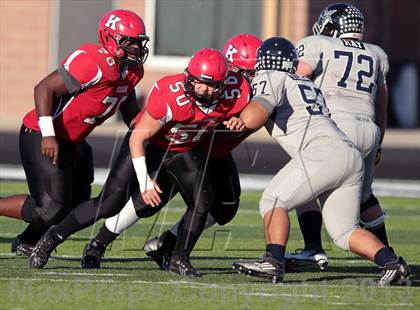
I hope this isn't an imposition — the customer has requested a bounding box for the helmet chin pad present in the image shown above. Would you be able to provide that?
[184,74,224,106]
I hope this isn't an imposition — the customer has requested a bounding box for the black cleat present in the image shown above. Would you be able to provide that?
[11,236,36,258]
[144,231,176,270]
[233,253,285,284]
[168,255,201,277]
[16,243,35,258]
[29,226,58,269]
[378,256,411,286]
[81,239,106,269]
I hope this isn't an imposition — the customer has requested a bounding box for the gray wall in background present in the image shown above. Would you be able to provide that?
[58,0,112,62]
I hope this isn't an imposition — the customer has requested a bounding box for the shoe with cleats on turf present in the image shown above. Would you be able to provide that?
[11,237,35,258]
[285,248,328,271]
[29,226,58,269]
[168,254,201,277]
[81,239,106,269]
[144,231,175,270]
[233,253,285,284]
[378,256,412,286]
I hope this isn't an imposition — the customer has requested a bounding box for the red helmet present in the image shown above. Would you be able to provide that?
[185,48,228,105]
[98,9,149,65]
[223,33,262,78]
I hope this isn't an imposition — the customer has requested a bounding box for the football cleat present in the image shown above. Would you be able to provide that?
[168,255,201,277]
[81,239,106,269]
[233,253,285,284]
[378,256,411,286]
[29,226,58,269]
[16,243,35,258]
[12,237,35,258]
[285,248,328,271]
[144,231,176,270]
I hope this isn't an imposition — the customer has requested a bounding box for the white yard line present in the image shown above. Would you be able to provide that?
[40,271,133,277]
[240,292,340,299]
[327,301,414,307]
[1,253,420,266]
[1,276,418,290]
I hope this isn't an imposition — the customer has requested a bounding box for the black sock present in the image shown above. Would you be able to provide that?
[172,210,207,257]
[367,224,389,247]
[298,210,323,250]
[95,224,119,247]
[51,212,84,244]
[162,230,177,253]
[18,224,43,245]
[374,246,397,267]
[266,244,285,262]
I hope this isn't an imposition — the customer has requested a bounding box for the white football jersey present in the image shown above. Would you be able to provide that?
[296,35,389,119]
[251,70,348,155]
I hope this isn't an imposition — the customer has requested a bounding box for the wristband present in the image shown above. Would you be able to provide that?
[38,116,56,137]
[132,156,154,192]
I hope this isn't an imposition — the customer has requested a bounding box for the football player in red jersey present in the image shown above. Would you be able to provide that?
[28,48,251,276]
[141,33,263,269]
[77,34,262,272]
[0,9,148,256]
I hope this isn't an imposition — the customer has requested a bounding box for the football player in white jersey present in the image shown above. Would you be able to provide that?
[285,3,391,270]
[232,37,410,286]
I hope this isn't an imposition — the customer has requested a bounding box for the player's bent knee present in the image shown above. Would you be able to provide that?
[29,200,71,231]
[330,227,357,250]
[212,200,239,225]
[134,203,163,218]
[259,194,287,217]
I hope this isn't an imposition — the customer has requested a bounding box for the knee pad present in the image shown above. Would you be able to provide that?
[24,195,70,231]
[21,196,38,224]
[211,199,240,225]
[133,199,164,218]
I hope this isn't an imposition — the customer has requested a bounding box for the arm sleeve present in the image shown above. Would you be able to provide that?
[61,50,102,90]
[376,47,389,85]
[57,68,82,94]
[252,71,284,115]
[296,36,322,71]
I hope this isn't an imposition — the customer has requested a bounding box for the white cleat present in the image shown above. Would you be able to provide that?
[285,248,328,271]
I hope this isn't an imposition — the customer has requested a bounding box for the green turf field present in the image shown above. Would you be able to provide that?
[0,181,419,310]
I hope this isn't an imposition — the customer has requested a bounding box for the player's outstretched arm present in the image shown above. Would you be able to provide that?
[130,111,163,207]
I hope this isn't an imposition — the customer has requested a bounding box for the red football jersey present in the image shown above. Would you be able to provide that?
[23,43,144,143]
[134,72,250,152]
[203,127,252,159]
